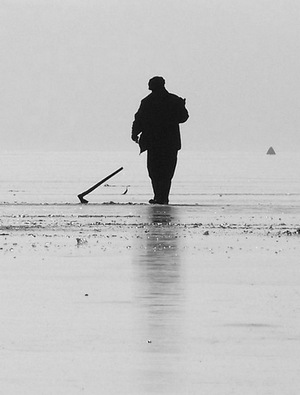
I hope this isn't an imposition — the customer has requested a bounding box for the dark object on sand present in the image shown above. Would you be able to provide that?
[78,167,123,204]
[266,146,276,155]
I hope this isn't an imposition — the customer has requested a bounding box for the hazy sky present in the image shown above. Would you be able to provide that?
[1,0,300,152]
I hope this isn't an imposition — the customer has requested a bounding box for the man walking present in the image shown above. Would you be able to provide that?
[132,76,189,204]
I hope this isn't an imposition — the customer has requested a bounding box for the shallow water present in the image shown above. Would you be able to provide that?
[0,203,300,394]
[0,150,299,205]
[0,152,300,394]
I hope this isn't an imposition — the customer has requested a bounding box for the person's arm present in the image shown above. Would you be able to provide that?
[131,103,144,142]
[177,97,189,124]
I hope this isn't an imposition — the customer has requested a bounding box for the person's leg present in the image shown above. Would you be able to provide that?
[147,150,160,202]
[160,149,177,204]
[147,149,178,204]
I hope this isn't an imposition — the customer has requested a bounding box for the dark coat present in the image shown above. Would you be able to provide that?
[132,89,189,153]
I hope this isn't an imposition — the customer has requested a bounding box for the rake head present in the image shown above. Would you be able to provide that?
[78,194,89,204]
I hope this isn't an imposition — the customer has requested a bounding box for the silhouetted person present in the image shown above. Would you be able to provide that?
[132,76,189,204]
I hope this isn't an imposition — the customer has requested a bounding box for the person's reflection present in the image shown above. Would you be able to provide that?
[133,205,184,355]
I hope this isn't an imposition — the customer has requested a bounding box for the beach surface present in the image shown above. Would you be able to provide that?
[0,200,300,394]
[1,150,300,394]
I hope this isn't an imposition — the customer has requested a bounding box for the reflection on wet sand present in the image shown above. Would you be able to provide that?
[132,205,186,390]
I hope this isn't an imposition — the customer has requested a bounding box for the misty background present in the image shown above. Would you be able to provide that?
[1,0,300,153]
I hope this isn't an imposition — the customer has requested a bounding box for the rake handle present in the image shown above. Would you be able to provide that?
[78,166,123,202]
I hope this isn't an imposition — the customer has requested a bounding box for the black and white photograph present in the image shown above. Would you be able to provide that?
[1,0,300,393]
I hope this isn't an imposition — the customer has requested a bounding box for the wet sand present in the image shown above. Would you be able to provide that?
[0,202,300,394]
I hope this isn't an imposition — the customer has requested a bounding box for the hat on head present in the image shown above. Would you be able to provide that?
[148,76,165,91]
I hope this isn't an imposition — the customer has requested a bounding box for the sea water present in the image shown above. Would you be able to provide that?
[1,151,300,395]
[0,150,299,207]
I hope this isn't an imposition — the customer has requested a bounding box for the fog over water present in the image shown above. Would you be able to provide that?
[1,0,300,153]
[1,151,299,205]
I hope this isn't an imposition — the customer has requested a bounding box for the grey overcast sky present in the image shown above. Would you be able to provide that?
[1,0,300,152]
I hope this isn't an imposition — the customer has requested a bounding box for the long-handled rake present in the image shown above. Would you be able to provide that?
[77,167,123,204]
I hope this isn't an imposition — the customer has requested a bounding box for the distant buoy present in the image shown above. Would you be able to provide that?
[266,147,276,155]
